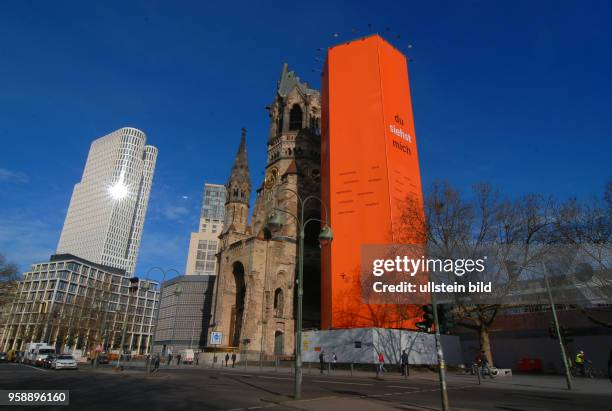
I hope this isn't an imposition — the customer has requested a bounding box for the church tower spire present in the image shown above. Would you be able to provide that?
[224,128,251,234]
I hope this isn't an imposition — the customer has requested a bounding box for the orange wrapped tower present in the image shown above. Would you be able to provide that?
[321,35,425,329]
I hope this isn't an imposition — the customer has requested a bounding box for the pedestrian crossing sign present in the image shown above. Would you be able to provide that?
[210,331,222,345]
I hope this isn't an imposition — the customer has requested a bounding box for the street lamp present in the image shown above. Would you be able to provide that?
[266,187,332,400]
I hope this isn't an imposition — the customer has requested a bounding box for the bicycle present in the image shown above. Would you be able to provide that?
[469,362,498,378]
[570,360,594,378]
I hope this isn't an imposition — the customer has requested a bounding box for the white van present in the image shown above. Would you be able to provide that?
[179,349,194,364]
[24,343,55,365]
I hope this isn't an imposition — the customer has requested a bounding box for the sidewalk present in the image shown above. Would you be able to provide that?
[93,359,612,395]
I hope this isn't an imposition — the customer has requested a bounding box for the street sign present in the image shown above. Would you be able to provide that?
[210,331,222,345]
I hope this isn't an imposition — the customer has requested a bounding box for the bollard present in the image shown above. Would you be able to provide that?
[275,356,278,372]
[350,363,354,376]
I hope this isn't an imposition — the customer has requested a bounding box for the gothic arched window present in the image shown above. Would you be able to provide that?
[274,287,284,317]
[289,104,303,131]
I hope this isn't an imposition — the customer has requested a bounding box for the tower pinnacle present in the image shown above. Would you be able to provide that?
[226,128,251,206]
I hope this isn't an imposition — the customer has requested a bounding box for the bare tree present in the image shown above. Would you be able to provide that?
[553,182,612,327]
[0,254,20,342]
[398,181,553,365]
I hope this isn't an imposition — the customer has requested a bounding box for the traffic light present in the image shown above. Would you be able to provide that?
[437,304,456,334]
[548,321,574,345]
[548,321,556,339]
[560,326,574,345]
[416,304,434,331]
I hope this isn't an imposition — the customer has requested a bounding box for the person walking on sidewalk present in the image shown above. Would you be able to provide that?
[231,353,237,368]
[194,351,200,366]
[176,353,182,366]
[377,352,387,376]
[167,351,173,366]
[319,350,326,374]
[401,349,409,376]
[331,352,337,370]
[225,353,230,367]
[152,354,160,373]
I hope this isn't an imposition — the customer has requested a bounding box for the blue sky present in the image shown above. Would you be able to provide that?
[0,1,610,281]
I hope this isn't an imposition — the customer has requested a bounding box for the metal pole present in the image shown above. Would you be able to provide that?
[431,292,450,411]
[294,226,304,400]
[544,273,573,390]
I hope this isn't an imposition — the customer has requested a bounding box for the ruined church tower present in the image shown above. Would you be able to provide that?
[210,64,321,357]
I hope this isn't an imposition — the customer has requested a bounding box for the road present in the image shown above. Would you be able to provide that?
[0,362,610,410]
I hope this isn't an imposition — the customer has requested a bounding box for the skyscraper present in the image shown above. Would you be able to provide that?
[57,127,157,275]
[184,183,226,275]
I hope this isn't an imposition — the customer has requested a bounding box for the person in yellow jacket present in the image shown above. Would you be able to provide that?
[575,350,586,375]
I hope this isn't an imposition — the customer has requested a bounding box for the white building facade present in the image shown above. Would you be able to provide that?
[0,254,160,354]
[57,127,157,275]
[184,183,226,276]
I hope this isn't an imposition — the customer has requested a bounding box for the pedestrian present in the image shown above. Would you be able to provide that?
[167,352,173,365]
[377,351,387,376]
[231,352,237,368]
[475,351,490,377]
[152,354,160,373]
[331,352,337,370]
[177,353,182,366]
[319,350,326,374]
[225,353,230,367]
[401,349,409,376]
[195,351,200,366]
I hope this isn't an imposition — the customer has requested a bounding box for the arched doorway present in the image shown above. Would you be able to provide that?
[274,331,284,356]
[229,261,246,347]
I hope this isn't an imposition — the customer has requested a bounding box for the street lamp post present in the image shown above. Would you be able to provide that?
[266,187,333,400]
[116,277,140,370]
[542,264,573,390]
[505,261,573,390]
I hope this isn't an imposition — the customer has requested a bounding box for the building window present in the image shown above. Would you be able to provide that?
[289,104,302,131]
[274,288,284,317]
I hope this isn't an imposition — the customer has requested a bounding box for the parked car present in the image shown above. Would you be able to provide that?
[96,353,109,364]
[52,354,77,370]
[0,352,8,363]
[41,354,56,369]
[24,343,55,365]
[34,348,56,367]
